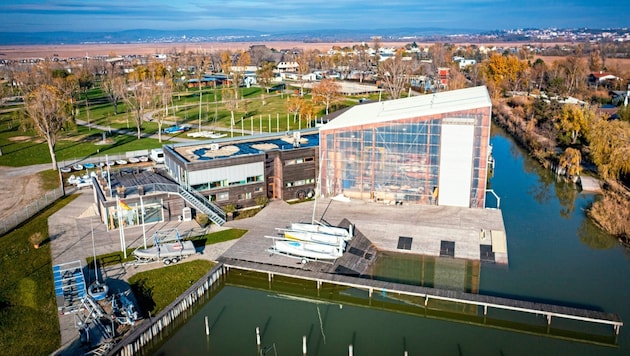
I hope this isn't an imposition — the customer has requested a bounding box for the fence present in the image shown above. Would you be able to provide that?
[0,187,64,236]
[108,263,226,356]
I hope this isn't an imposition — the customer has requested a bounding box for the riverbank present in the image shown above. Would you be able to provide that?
[491,97,630,242]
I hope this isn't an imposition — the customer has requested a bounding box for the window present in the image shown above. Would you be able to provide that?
[217,192,229,201]
[238,192,252,200]
[209,180,226,189]
[255,187,263,193]
[247,175,263,183]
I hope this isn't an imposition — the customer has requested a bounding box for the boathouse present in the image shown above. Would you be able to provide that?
[318,86,492,208]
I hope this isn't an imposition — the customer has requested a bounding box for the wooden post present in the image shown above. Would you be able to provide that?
[256,327,261,354]
[302,335,307,356]
[348,344,353,356]
[205,316,209,335]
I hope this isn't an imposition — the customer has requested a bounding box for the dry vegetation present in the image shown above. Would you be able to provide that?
[588,181,630,240]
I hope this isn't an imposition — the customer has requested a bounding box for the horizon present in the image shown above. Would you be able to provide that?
[0,1,627,34]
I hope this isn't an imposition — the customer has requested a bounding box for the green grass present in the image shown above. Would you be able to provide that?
[0,194,78,355]
[37,169,63,190]
[0,83,359,168]
[128,260,215,316]
[192,228,247,245]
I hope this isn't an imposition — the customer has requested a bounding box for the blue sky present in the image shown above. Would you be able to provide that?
[0,0,626,33]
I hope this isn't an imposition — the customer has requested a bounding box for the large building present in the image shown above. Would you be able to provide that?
[318,86,492,208]
[163,130,320,209]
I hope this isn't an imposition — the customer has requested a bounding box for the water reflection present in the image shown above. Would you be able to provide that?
[368,252,480,293]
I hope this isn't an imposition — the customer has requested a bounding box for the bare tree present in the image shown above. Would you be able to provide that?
[286,96,304,123]
[102,74,125,114]
[222,86,238,127]
[257,61,276,106]
[378,52,412,99]
[120,79,158,139]
[24,85,70,170]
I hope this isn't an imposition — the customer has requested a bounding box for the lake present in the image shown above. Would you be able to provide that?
[147,126,630,355]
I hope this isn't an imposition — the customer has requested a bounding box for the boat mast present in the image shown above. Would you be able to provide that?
[312,143,325,224]
[91,220,100,284]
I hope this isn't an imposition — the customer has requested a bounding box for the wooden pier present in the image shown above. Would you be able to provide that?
[220,259,623,338]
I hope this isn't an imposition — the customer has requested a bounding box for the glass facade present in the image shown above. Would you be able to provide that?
[320,108,490,207]
[107,199,164,229]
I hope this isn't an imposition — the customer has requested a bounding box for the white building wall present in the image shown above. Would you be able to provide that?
[188,162,264,185]
[438,118,475,207]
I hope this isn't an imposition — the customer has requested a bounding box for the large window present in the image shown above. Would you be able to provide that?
[322,112,488,207]
[107,200,163,230]
[322,119,442,204]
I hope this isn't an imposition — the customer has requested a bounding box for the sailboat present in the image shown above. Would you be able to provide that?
[87,222,109,301]
[269,239,344,261]
[287,222,353,241]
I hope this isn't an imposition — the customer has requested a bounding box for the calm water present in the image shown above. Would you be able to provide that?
[150,127,630,355]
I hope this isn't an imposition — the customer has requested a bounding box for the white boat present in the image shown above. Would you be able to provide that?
[67,175,79,185]
[289,222,354,241]
[133,240,196,264]
[128,157,140,163]
[283,229,345,246]
[88,223,108,301]
[269,239,344,261]
[116,159,128,165]
[72,163,84,171]
[60,166,72,173]
[138,156,149,162]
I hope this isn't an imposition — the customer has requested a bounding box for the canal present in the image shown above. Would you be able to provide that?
[145,126,630,355]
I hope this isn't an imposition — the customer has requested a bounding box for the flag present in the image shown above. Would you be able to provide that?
[120,199,132,211]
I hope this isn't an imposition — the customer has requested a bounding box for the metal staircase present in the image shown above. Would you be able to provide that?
[177,186,227,225]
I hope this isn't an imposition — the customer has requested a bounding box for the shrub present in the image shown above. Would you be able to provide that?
[195,213,210,227]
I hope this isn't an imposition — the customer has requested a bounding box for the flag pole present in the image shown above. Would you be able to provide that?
[140,195,147,249]
[117,196,127,258]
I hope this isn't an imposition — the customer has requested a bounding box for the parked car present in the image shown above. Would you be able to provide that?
[163,125,191,134]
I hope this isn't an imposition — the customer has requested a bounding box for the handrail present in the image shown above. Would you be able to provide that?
[103,182,226,225]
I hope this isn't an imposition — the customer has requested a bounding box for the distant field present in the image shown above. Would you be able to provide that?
[0,41,401,59]
[534,55,630,72]
[0,40,578,60]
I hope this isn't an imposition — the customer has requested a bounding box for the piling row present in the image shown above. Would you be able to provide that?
[108,263,225,356]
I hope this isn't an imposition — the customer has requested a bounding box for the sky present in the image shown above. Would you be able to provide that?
[0,0,626,33]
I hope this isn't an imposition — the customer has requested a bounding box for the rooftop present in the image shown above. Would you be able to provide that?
[319,86,491,131]
[170,131,319,163]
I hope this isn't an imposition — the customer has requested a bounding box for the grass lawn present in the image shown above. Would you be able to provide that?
[0,82,363,168]
[0,194,78,355]
[128,260,215,317]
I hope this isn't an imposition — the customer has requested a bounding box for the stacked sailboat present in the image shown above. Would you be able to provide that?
[267,222,354,262]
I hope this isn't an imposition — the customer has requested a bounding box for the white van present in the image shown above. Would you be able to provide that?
[149,148,165,164]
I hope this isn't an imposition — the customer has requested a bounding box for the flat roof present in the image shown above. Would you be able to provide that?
[319,86,491,131]
[221,196,508,267]
[170,131,319,163]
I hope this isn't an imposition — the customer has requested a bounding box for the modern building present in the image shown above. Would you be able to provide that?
[162,130,320,209]
[318,86,492,208]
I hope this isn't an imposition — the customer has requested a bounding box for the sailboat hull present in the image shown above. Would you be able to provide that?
[272,239,343,260]
[290,222,353,240]
[284,230,344,246]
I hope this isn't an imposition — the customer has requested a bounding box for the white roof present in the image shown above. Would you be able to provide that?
[320,86,491,131]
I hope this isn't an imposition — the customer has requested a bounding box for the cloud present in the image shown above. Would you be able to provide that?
[0,0,626,33]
